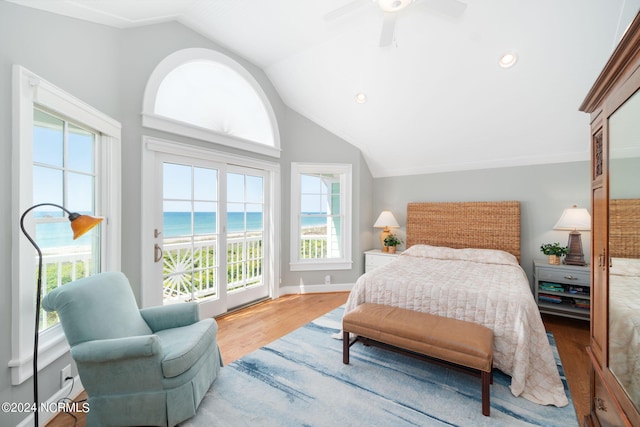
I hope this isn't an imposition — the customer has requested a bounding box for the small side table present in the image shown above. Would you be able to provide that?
[364,249,401,273]
[533,260,590,320]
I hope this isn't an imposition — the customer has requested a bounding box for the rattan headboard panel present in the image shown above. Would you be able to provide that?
[406,201,521,261]
[610,198,640,258]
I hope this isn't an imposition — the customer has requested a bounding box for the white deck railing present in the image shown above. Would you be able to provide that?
[39,233,331,317]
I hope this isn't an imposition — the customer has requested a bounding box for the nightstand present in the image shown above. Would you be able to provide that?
[364,249,401,272]
[533,260,590,320]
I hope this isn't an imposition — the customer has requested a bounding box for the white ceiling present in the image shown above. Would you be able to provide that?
[8,0,640,177]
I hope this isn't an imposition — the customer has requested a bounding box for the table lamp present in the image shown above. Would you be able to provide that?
[553,205,591,266]
[373,210,399,252]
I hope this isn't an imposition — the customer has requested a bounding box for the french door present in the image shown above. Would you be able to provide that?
[147,149,272,318]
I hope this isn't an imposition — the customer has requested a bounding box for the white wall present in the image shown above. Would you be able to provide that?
[372,161,592,285]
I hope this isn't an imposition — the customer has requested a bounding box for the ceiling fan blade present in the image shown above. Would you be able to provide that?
[324,0,369,22]
[421,0,467,18]
[379,12,397,47]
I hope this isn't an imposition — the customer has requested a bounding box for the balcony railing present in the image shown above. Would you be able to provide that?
[162,234,264,304]
[38,233,332,325]
[40,250,94,330]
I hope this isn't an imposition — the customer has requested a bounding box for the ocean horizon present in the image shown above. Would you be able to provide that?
[35,211,327,249]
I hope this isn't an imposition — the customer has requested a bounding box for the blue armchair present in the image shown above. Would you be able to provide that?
[42,272,222,427]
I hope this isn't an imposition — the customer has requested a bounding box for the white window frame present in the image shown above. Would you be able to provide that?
[290,163,353,271]
[9,65,122,385]
[141,48,281,158]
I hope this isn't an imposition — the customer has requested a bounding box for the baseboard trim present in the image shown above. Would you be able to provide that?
[279,283,354,296]
[17,375,85,427]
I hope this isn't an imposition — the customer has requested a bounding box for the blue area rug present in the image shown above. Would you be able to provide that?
[182,307,577,426]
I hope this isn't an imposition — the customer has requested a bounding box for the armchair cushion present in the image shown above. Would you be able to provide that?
[71,335,162,363]
[156,318,218,378]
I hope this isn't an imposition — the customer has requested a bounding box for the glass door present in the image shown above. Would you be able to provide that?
[226,167,269,309]
[152,154,270,317]
[160,160,224,317]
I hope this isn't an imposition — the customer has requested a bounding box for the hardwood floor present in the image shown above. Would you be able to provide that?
[541,313,591,423]
[46,292,590,426]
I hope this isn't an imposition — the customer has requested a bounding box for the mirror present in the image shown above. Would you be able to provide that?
[608,87,640,412]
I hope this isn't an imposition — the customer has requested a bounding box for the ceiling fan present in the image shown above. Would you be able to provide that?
[324,0,467,47]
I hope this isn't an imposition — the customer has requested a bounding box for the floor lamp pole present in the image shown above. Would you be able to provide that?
[20,205,50,427]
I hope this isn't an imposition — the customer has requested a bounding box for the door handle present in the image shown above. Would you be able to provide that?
[154,243,163,263]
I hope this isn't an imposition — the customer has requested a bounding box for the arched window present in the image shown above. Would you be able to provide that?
[143,48,280,157]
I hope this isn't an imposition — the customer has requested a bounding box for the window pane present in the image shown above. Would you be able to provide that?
[301,194,320,213]
[246,175,263,203]
[164,201,192,238]
[155,61,274,146]
[33,109,63,167]
[67,172,94,213]
[194,167,217,201]
[301,174,320,193]
[33,166,63,208]
[246,203,263,231]
[68,124,94,173]
[164,163,192,200]
[228,203,245,232]
[194,202,216,235]
[227,173,244,203]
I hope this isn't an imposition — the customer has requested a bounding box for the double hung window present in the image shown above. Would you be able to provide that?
[10,66,121,384]
[290,163,352,271]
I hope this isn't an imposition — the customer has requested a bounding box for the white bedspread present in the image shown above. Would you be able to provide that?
[344,245,568,407]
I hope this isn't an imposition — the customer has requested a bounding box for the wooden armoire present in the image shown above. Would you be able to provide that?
[580,11,640,427]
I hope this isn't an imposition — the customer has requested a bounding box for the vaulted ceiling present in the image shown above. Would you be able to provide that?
[8,0,640,177]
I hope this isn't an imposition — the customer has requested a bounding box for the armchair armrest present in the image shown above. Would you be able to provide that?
[71,335,162,363]
[140,302,199,332]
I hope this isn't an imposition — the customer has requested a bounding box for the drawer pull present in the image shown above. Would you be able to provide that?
[595,397,607,412]
[563,275,579,280]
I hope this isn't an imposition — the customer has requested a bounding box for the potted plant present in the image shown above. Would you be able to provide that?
[540,242,568,265]
[384,234,403,254]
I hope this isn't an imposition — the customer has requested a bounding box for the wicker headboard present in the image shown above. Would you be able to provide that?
[406,201,521,261]
[610,199,640,258]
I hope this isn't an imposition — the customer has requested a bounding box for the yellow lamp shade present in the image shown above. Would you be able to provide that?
[69,213,103,239]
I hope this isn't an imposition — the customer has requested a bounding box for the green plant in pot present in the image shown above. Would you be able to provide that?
[540,242,568,265]
[384,234,403,254]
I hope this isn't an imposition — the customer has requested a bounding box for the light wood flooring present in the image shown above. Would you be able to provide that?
[46,292,590,426]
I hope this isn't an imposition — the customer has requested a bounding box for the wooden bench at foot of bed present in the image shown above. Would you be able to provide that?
[342,303,494,416]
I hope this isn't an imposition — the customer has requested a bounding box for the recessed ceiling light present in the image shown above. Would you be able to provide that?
[355,92,367,104]
[498,52,518,68]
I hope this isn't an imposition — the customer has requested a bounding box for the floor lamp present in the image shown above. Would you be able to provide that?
[20,203,102,427]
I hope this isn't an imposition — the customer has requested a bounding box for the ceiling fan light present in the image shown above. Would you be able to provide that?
[378,0,412,13]
[355,92,367,103]
[499,52,518,68]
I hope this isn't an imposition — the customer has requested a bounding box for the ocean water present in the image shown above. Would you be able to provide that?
[33,212,327,249]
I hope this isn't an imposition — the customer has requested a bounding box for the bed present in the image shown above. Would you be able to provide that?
[343,201,569,407]
[608,198,640,408]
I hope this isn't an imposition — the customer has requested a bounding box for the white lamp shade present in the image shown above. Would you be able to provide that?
[374,210,399,228]
[553,206,591,231]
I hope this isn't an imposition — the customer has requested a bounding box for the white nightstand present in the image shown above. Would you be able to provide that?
[364,249,401,272]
